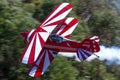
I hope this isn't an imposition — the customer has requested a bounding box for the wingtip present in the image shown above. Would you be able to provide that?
[29,73,43,78]
[20,32,28,38]
[28,69,43,78]
[20,54,35,64]
[90,36,100,42]
[61,2,73,7]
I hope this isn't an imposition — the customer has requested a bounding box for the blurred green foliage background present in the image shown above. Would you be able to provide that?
[0,0,120,80]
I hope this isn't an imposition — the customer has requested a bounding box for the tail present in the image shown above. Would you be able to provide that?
[77,36,100,61]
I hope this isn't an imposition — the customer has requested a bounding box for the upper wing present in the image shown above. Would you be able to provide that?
[28,48,58,77]
[37,3,73,33]
[54,17,78,38]
[20,3,72,64]
[77,36,100,61]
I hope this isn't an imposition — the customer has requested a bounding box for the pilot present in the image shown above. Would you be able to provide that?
[49,34,63,43]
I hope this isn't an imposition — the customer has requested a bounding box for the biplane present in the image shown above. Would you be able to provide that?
[20,3,100,77]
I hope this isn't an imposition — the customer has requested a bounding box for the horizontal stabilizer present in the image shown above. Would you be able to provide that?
[77,36,100,61]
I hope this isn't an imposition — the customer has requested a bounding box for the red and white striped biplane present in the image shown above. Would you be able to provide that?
[20,3,100,77]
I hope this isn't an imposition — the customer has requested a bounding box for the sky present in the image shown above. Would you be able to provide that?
[59,45,120,65]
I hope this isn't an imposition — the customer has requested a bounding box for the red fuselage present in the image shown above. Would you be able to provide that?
[45,38,80,52]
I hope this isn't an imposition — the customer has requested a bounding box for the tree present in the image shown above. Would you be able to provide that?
[106,64,120,80]
[88,10,120,46]
[38,56,78,80]
[71,59,117,80]
[0,0,38,80]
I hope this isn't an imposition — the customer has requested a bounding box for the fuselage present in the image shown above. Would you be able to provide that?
[21,30,100,54]
[44,36,80,52]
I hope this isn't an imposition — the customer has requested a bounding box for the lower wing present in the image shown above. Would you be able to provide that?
[28,48,58,77]
[20,29,50,64]
[54,17,78,38]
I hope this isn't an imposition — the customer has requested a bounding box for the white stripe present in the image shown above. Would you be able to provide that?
[56,25,66,34]
[62,23,78,37]
[42,25,56,33]
[65,18,74,24]
[27,29,35,42]
[34,34,42,61]
[29,66,37,77]
[36,50,46,66]
[44,8,72,27]
[82,43,90,48]
[80,49,88,59]
[22,35,35,64]
[42,50,50,73]
[90,36,98,40]
[56,18,75,35]
[78,49,83,60]
[38,32,50,41]
[82,49,92,55]
[95,39,100,42]
[45,45,76,51]
[41,3,70,27]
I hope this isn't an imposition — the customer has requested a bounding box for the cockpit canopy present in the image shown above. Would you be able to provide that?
[49,34,64,43]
